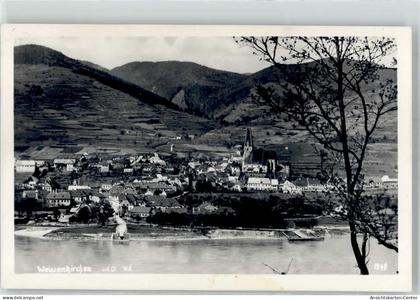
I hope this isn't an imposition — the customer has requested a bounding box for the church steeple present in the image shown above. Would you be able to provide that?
[244,128,253,149]
[243,128,254,165]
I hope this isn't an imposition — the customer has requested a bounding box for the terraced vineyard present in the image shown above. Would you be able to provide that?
[14,49,217,158]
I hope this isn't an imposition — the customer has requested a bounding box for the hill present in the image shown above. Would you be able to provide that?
[111,61,249,117]
[14,45,217,157]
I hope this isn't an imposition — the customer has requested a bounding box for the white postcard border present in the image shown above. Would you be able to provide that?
[0,24,412,291]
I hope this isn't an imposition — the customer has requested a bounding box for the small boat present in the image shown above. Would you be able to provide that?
[111,215,130,242]
[111,232,130,242]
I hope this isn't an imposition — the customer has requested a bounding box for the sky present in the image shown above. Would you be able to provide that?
[15,37,272,74]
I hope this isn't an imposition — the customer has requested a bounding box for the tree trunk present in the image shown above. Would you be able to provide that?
[349,220,369,274]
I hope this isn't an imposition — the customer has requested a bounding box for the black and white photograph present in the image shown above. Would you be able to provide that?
[0,25,412,291]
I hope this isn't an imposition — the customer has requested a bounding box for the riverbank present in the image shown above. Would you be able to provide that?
[15,223,349,241]
[15,226,59,238]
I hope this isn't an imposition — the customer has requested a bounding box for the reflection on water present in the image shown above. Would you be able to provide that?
[15,236,397,274]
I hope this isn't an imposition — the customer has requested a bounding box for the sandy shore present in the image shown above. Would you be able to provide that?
[15,227,59,238]
[14,224,349,241]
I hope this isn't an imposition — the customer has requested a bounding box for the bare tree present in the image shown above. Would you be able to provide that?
[236,36,398,274]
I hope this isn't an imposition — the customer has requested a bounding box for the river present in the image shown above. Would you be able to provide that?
[15,234,397,274]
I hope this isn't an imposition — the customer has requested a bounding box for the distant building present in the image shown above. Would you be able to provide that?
[147,198,182,213]
[282,180,300,194]
[54,158,76,172]
[292,177,330,192]
[123,168,133,174]
[381,175,398,188]
[231,183,243,192]
[69,190,89,204]
[45,191,72,208]
[228,175,239,183]
[246,177,278,191]
[15,160,36,173]
[100,183,112,192]
[130,206,152,219]
[68,184,91,191]
[22,190,39,200]
[98,163,110,173]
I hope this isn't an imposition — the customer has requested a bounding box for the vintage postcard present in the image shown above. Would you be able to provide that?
[0,24,412,291]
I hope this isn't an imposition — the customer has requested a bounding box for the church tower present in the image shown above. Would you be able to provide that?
[242,128,254,165]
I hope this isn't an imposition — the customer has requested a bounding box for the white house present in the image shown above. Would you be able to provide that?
[381,175,398,188]
[45,192,72,207]
[15,160,36,173]
[54,158,76,172]
[228,175,239,183]
[246,177,278,191]
[231,183,243,192]
[123,168,134,174]
[68,185,91,191]
[98,163,110,173]
[242,163,268,174]
[100,183,112,192]
[282,180,301,194]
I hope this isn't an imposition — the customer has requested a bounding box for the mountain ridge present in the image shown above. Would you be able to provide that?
[15,44,179,111]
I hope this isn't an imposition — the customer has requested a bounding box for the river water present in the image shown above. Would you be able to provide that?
[15,235,397,274]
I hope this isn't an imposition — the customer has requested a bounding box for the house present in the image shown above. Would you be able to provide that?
[365,177,380,189]
[100,183,112,192]
[120,193,138,208]
[136,182,177,194]
[108,185,137,202]
[45,191,72,208]
[123,168,134,174]
[119,194,136,215]
[54,158,76,172]
[58,213,72,223]
[144,190,154,196]
[293,178,308,191]
[69,190,89,204]
[22,190,39,200]
[39,182,53,192]
[15,160,36,173]
[231,183,243,192]
[246,177,278,191]
[282,180,301,194]
[68,184,91,191]
[147,198,182,213]
[228,175,239,183]
[87,190,106,203]
[130,206,152,219]
[293,177,331,192]
[22,176,39,189]
[31,210,56,220]
[381,175,398,188]
[98,163,110,173]
[277,163,291,180]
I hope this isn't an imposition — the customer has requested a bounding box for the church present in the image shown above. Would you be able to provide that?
[241,128,278,174]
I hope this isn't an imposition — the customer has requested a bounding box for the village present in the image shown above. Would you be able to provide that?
[14,128,398,228]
